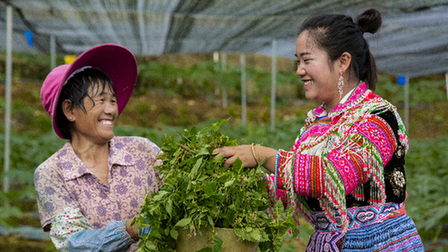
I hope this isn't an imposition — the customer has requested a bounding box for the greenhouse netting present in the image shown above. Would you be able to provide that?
[1,0,448,77]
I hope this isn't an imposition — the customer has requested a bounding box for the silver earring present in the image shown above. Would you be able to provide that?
[338,72,344,98]
[69,117,73,121]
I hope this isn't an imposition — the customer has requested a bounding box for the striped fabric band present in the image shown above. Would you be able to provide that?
[311,201,403,232]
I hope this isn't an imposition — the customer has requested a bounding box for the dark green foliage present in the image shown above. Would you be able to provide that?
[375,75,447,106]
[0,51,65,81]
[136,61,302,101]
[137,62,216,98]
[405,136,448,242]
[136,120,297,251]
[0,132,66,227]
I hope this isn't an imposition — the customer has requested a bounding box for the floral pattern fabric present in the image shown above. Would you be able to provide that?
[34,136,161,251]
[50,207,91,251]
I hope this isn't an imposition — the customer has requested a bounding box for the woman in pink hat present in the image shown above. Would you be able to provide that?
[34,44,160,251]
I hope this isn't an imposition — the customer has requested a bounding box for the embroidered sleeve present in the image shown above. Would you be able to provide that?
[50,207,136,251]
[275,150,325,198]
[263,173,288,205]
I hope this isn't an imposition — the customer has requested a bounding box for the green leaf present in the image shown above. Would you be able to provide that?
[224,180,234,188]
[207,215,214,227]
[153,191,168,201]
[217,173,231,183]
[175,217,192,227]
[273,199,284,220]
[211,237,223,252]
[203,181,217,196]
[166,199,173,216]
[197,174,209,181]
[249,228,261,241]
[170,229,178,240]
[190,158,203,180]
[234,228,244,238]
[144,240,157,251]
[213,154,223,163]
[196,147,210,156]
[232,157,243,174]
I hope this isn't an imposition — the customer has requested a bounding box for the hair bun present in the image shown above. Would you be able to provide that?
[355,8,382,34]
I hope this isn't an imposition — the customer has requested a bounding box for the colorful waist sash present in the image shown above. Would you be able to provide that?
[311,202,404,232]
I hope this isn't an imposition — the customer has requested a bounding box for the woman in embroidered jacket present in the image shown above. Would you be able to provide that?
[214,8,423,251]
[34,44,160,251]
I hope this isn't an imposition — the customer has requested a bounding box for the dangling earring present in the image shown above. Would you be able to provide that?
[338,71,344,98]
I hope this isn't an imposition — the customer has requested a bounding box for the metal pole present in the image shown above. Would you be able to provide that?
[221,53,228,108]
[50,35,56,69]
[404,76,409,131]
[270,39,277,130]
[445,72,448,99]
[240,53,246,127]
[50,35,57,139]
[137,0,147,54]
[4,5,13,193]
[213,52,219,96]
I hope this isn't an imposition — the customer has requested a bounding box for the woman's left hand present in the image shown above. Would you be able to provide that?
[213,145,277,173]
[213,145,256,168]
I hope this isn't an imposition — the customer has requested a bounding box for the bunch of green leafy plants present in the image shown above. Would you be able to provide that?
[136,120,297,252]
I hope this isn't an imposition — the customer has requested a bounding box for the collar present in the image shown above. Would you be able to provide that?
[61,137,134,181]
[312,82,367,119]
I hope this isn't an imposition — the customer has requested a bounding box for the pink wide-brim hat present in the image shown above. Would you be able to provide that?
[40,43,137,139]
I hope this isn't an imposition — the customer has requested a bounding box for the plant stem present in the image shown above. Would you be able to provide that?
[178,143,196,154]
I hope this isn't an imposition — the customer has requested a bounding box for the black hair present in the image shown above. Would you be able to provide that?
[299,8,382,91]
[56,68,115,140]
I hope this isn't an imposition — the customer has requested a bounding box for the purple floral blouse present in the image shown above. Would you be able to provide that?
[34,136,161,250]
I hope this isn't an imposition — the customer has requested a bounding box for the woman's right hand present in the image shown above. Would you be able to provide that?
[126,218,139,241]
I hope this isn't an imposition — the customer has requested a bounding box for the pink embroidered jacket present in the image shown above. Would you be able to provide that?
[265,83,408,230]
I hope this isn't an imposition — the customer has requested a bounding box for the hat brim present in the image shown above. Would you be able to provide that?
[51,44,137,139]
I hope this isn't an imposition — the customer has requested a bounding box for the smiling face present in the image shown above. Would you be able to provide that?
[295,30,342,111]
[70,83,118,145]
